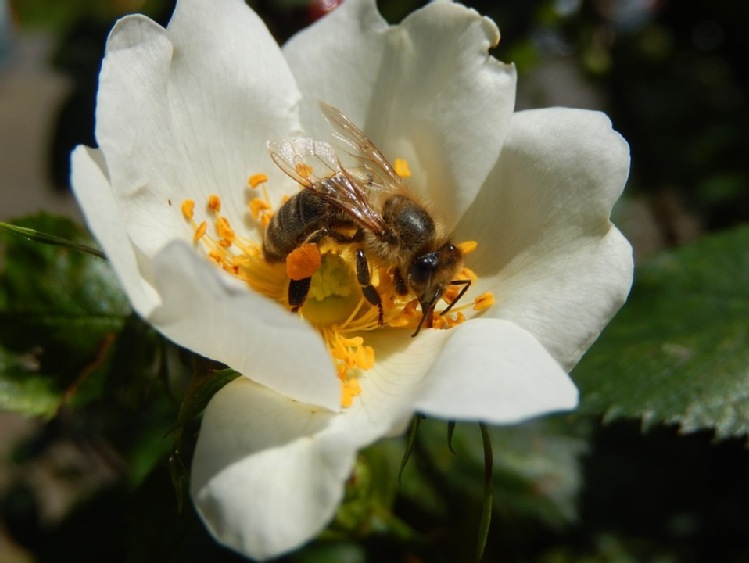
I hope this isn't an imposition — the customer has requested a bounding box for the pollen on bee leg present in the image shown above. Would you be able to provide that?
[207,194,221,212]
[473,292,495,311]
[181,199,195,220]
[394,158,411,178]
[286,242,322,281]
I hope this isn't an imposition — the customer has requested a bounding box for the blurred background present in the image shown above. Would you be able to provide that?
[1,0,748,561]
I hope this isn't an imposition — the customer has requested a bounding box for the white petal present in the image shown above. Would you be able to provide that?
[147,241,340,409]
[191,377,395,560]
[70,145,160,317]
[456,108,633,370]
[96,1,300,258]
[284,0,516,229]
[413,319,577,423]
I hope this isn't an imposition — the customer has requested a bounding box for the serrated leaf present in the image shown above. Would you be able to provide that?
[0,214,131,416]
[574,225,749,438]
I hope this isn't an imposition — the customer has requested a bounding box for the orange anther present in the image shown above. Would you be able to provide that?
[181,199,195,220]
[207,194,221,212]
[248,173,268,188]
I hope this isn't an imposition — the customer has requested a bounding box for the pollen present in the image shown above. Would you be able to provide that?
[181,199,195,220]
[248,173,268,188]
[394,158,411,178]
[458,240,478,254]
[215,216,236,244]
[249,198,271,220]
[286,243,322,281]
[207,194,221,212]
[473,292,495,311]
[193,221,207,243]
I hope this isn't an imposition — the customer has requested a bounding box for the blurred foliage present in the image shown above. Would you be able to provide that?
[3,0,749,562]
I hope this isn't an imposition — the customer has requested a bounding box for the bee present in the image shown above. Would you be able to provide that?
[264,102,471,336]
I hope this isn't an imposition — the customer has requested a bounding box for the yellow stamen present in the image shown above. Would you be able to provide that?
[215,216,236,244]
[458,240,478,254]
[181,199,195,220]
[286,243,322,281]
[207,194,221,212]
[249,198,271,220]
[248,173,268,188]
[473,292,495,311]
[193,221,207,243]
[394,158,411,178]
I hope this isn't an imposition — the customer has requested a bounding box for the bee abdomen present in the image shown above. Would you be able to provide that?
[262,190,332,262]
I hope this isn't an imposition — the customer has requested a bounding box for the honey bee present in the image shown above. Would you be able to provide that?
[264,102,471,336]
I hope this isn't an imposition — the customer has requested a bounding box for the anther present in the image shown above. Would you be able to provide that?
[394,158,411,178]
[193,221,207,243]
[248,173,268,188]
[473,292,495,310]
[181,199,195,220]
[207,194,221,212]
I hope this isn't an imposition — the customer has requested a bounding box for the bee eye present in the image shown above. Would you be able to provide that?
[408,253,438,286]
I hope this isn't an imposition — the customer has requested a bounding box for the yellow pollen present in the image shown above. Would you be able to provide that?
[394,158,411,178]
[193,221,207,243]
[458,240,478,254]
[286,243,322,281]
[248,173,268,188]
[473,292,495,311]
[181,199,195,220]
[296,162,314,179]
[249,198,271,220]
[207,194,221,212]
[340,378,361,408]
[215,216,236,243]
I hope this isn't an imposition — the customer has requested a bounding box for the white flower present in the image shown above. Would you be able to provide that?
[70,0,632,559]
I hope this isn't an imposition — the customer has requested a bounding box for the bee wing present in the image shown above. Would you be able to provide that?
[268,135,389,238]
[267,136,341,188]
[319,170,389,238]
[318,102,402,191]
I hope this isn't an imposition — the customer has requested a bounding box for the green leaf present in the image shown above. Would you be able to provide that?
[0,214,131,417]
[574,225,749,438]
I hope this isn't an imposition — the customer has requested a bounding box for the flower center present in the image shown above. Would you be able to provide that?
[180,173,493,408]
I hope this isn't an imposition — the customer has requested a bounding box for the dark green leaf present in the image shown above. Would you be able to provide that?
[0,214,131,417]
[574,225,749,438]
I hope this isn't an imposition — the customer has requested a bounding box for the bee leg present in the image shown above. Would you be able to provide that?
[355,249,383,325]
[288,277,312,312]
[393,268,408,295]
[441,280,471,315]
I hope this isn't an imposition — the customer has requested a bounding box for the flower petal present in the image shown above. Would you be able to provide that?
[192,377,387,560]
[456,108,633,370]
[413,319,577,423]
[70,145,160,317]
[96,0,301,257]
[147,241,340,409]
[284,0,516,229]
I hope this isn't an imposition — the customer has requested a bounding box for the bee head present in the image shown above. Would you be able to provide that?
[408,242,463,336]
